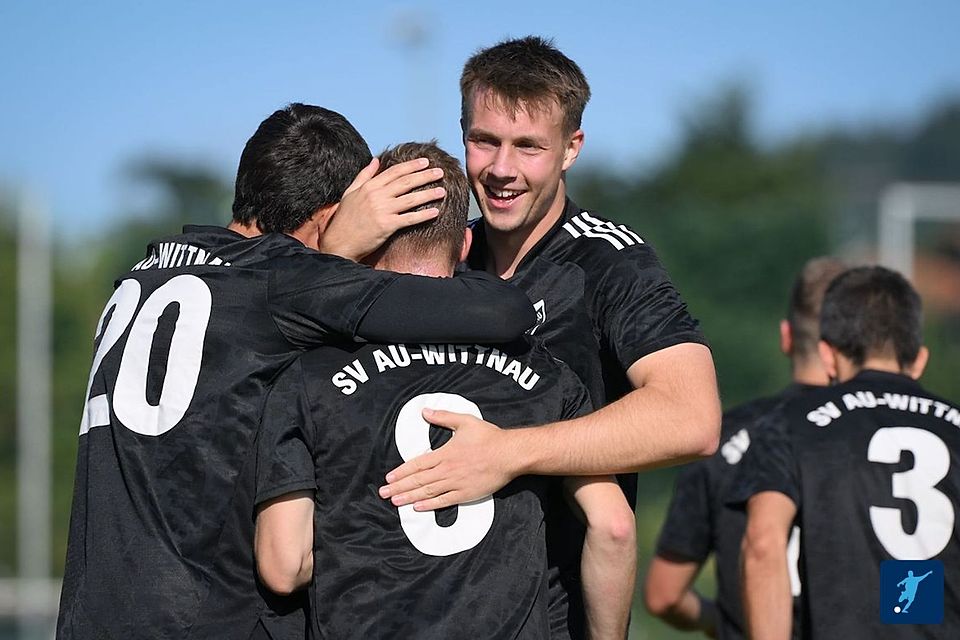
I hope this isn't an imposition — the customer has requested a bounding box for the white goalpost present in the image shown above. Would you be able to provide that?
[8,190,58,640]
[878,182,960,278]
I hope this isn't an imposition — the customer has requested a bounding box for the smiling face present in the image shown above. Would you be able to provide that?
[463,89,583,239]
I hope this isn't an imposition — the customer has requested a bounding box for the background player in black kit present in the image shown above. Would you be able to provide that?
[57,105,536,640]
[735,266,960,639]
[379,36,721,638]
[644,256,846,639]
[254,141,637,640]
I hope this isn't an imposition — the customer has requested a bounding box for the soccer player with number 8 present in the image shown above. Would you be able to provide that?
[254,142,636,640]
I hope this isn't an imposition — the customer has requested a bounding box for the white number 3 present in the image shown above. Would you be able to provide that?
[394,393,495,556]
[868,427,955,559]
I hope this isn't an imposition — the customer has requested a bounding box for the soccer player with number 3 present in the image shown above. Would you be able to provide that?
[734,266,960,639]
[57,106,536,640]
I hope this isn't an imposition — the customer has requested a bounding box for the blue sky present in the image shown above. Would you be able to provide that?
[1,1,958,233]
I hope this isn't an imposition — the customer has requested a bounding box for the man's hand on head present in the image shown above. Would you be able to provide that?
[320,157,446,261]
[378,408,520,511]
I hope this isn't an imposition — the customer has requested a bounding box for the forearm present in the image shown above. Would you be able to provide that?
[356,271,535,344]
[658,590,717,635]
[568,477,637,640]
[742,540,792,640]
[644,554,716,637]
[511,383,718,477]
[582,528,636,640]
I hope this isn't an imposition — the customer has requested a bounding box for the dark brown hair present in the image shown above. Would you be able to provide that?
[820,265,923,367]
[460,36,591,136]
[232,103,371,232]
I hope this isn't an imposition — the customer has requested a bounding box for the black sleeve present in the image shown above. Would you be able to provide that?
[269,253,400,348]
[356,270,536,344]
[726,408,800,510]
[655,461,713,563]
[594,244,708,369]
[270,253,535,347]
[255,359,317,506]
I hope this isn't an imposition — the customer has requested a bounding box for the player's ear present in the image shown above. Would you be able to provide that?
[904,346,929,380]
[779,319,793,356]
[561,129,584,171]
[817,340,838,381]
[311,203,340,248]
[459,227,473,264]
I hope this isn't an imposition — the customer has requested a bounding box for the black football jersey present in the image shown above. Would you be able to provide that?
[468,198,706,638]
[657,384,816,640]
[58,225,536,640]
[256,339,593,640]
[731,370,960,639]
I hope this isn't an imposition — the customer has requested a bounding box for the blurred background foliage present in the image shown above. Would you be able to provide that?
[0,85,958,638]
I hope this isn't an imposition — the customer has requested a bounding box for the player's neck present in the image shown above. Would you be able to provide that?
[485,186,567,279]
[375,254,453,278]
[837,357,905,383]
[790,355,830,387]
[227,220,261,238]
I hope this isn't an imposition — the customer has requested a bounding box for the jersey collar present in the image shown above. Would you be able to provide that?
[848,369,923,389]
[782,381,823,399]
[467,198,582,279]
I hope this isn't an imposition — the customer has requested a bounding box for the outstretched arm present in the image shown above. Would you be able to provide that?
[322,157,536,344]
[355,271,535,345]
[273,156,536,346]
[565,476,637,640]
[380,343,719,510]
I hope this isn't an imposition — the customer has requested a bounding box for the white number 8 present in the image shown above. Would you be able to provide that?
[394,393,495,556]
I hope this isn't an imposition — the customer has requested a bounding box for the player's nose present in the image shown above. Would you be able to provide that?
[487,146,517,181]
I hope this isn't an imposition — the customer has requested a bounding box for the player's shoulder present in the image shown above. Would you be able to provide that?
[811,370,957,428]
[727,384,820,434]
[722,394,783,435]
[545,201,655,270]
[714,386,815,467]
[129,225,318,275]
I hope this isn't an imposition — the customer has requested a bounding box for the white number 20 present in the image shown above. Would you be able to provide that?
[394,393,495,556]
[867,427,955,559]
[79,275,211,437]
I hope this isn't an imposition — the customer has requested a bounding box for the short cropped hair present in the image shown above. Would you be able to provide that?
[820,266,923,368]
[460,36,591,136]
[786,256,848,360]
[232,103,371,233]
[375,141,469,264]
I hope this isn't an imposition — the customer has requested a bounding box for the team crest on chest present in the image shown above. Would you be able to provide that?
[529,299,546,335]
